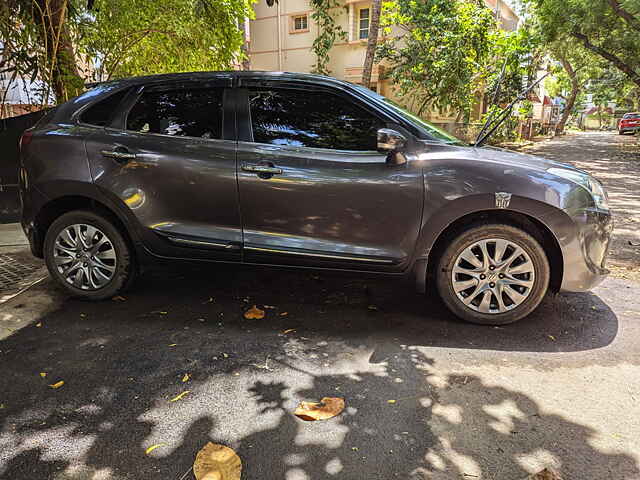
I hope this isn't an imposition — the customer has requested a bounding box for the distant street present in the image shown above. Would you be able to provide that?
[1,131,640,480]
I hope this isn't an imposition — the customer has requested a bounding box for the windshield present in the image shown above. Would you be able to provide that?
[351,84,465,145]
[382,99,465,145]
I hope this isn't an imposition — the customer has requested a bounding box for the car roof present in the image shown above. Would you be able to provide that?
[85,70,354,90]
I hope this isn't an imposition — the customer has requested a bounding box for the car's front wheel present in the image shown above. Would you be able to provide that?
[436,224,550,325]
[44,210,136,300]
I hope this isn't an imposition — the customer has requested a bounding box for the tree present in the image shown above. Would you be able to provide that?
[526,0,640,89]
[377,0,497,119]
[78,0,255,81]
[309,0,346,75]
[361,0,381,90]
[1,0,85,103]
[377,0,539,121]
[544,41,601,135]
[1,0,256,104]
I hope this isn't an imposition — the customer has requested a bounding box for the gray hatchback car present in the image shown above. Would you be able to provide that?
[19,71,613,325]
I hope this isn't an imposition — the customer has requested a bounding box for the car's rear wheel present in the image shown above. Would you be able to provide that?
[436,224,550,325]
[44,210,136,300]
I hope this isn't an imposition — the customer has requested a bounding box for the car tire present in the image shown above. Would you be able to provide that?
[44,210,136,300]
[436,223,550,325]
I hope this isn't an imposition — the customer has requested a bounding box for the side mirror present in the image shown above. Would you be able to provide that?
[377,128,408,166]
[377,128,407,152]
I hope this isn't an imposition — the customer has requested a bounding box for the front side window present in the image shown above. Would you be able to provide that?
[248,88,383,151]
[359,8,370,39]
[126,87,224,139]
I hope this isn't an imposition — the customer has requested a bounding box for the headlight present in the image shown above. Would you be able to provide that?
[548,168,609,211]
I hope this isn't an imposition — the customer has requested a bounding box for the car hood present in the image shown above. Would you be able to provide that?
[440,143,588,175]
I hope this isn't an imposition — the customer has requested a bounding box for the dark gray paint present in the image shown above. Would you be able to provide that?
[19,71,613,293]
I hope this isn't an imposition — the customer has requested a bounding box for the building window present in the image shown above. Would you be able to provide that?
[290,14,309,33]
[359,8,370,39]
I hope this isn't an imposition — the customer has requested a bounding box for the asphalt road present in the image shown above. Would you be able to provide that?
[1,262,640,480]
[1,132,640,480]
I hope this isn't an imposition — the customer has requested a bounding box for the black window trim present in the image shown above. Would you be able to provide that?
[118,81,235,142]
[73,86,134,128]
[238,83,396,153]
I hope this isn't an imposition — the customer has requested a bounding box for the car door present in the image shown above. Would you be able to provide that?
[84,78,242,262]
[235,82,424,272]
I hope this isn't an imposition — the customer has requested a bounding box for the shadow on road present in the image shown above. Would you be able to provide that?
[0,264,632,479]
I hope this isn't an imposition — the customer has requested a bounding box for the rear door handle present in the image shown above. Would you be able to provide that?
[101,150,137,162]
[241,163,283,175]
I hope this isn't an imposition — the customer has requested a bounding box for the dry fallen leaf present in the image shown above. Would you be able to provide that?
[145,443,165,455]
[182,373,191,383]
[548,335,556,341]
[294,397,345,421]
[244,305,265,320]
[169,390,190,402]
[387,399,397,404]
[112,295,126,302]
[168,344,177,347]
[49,381,64,389]
[35,323,42,328]
[280,312,289,317]
[39,372,47,378]
[527,468,563,480]
[282,328,296,335]
[193,442,241,480]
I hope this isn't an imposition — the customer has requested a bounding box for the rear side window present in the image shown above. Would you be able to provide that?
[81,89,129,126]
[126,87,224,139]
[248,88,383,151]
[623,113,640,119]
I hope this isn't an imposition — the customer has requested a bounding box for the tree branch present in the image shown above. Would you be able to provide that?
[607,0,640,32]
[571,29,640,88]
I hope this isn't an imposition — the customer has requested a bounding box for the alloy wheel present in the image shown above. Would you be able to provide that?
[53,224,117,290]
[451,238,536,314]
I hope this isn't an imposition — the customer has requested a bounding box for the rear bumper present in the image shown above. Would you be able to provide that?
[19,169,47,258]
[559,208,613,292]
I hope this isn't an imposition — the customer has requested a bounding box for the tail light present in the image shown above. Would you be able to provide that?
[19,130,33,151]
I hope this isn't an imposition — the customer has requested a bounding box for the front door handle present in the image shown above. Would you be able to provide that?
[241,163,283,175]
[101,149,137,162]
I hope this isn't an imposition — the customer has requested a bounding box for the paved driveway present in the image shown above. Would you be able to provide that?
[524,131,640,281]
[1,132,639,480]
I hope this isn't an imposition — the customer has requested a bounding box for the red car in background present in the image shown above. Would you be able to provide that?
[618,112,640,134]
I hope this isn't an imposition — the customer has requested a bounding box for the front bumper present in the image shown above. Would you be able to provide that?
[559,208,613,292]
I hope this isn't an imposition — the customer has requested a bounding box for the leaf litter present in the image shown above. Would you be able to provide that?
[294,397,345,421]
[243,305,265,320]
[193,442,241,480]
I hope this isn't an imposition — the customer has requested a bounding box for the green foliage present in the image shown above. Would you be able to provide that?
[525,0,640,87]
[310,0,347,75]
[1,0,87,103]
[78,0,255,81]
[1,0,255,104]
[376,0,538,120]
